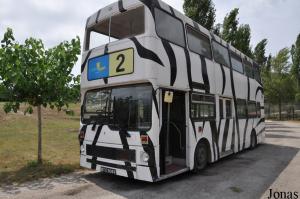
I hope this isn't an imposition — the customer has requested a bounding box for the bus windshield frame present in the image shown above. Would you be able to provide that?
[82,84,152,132]
[85,6,145,50]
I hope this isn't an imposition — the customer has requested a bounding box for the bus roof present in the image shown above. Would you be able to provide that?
[85,0,258,66]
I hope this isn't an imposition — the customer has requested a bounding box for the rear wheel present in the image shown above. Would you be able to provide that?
[250,131,257,149]
[193,142,208,173]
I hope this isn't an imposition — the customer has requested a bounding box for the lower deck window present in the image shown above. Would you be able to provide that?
[191,93,215,120]
[257,103,261,117]
[248,101,257,118]
[237,99,247,118]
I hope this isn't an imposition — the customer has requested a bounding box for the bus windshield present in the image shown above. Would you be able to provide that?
[82,84,152,131]
[86,6,145,50]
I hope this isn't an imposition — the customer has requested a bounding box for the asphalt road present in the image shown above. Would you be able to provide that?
[1,121,299,199]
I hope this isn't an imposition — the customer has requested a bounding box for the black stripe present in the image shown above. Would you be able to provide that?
[104,44,109,54]
[81,50,92,73]
[247,77,250,101]
[189,94,197,139]
[184,49,193,90]
[152,89,159,118]
[95,9,101,23]
[103,44,109,84]
[231,120,236,151]
[221,119,230,152]
[169,6,175,16]
[185,48,195,141]
[242,119,249,150]
[118,0,127,12]
[217,120,222,158]
[256,118,265,127]
[119,130,134,178]
[192,82,206,90]
[162,40,177,86]
[257,127,265,136]
[220,64,226,94]
[209,121,218,161]
[129,37,164,66]
[255,86,264,98]
[91,125,103,169]
[103,78,108,84]
[140,131,158,181]
[85,17,91,30]
[228,54,241,151]
[87,159,136,171]
[200,55,210,93]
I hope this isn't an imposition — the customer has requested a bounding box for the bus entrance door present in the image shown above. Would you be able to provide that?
[160,90,187,175]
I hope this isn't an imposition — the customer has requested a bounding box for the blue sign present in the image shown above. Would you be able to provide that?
[87,55,109,81]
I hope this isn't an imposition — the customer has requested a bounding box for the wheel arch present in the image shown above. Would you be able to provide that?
[195,138,212,164]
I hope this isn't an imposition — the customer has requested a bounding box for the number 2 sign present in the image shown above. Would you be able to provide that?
[87,48,134,81]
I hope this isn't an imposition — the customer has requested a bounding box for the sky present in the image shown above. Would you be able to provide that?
[1,0,299,75]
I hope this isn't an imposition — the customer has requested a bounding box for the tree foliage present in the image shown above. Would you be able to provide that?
[253,39,268,66]
[183,0,216,30]
[0,28,81,112]
[0,28,81,162]
[262,48,296,119]
[291,33,300,88]
[221,8,239,44]
[234,24,252,57]
[221,8,252,57]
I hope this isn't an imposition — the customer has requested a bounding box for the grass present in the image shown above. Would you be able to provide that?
[0,160,79,185]
[0,103,81,185]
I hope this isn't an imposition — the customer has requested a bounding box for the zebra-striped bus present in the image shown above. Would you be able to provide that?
[79,0,265,182]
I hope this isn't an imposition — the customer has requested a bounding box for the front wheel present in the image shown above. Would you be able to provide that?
[193,142,208,173]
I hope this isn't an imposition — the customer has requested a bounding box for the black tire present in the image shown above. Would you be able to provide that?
[250,131,257,149]
[193,142,208,173]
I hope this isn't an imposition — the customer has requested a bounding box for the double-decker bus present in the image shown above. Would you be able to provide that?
[79,0,265,182]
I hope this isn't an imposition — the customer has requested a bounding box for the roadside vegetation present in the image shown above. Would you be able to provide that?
[0,103,81,185]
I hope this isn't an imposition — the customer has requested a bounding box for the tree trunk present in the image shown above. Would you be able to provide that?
[37,105,42,164]
[279,99,282,121]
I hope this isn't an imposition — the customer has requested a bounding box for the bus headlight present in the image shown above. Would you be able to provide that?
[141,152,149,162]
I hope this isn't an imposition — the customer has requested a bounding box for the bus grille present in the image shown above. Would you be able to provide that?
[86,145,136,163]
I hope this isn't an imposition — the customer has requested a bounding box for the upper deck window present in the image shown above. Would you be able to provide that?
[186,26,212,59]
[253,63,262,83]
[230,52,244,74]
[212,41,230,67]
[154,8,185,47]
[86,6,145,50]
[244,60,254,78]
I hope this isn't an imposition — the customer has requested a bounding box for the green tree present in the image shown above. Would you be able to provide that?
[221,8,239,44]
[291,33,300,89]
[0,28,81,163]
[234,24,252,57]
[253,39,268,66]
[221,8,252,57]
[262,48,296,120]
[183,0,216,30]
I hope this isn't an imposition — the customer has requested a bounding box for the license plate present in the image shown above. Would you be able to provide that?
[88,48,134,81]
[100,167,116,175]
